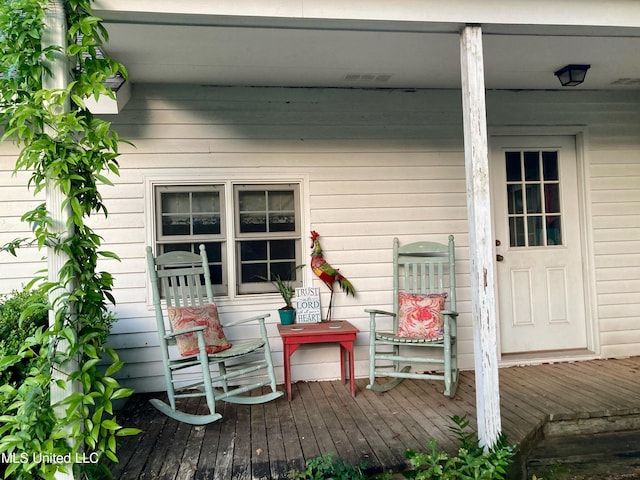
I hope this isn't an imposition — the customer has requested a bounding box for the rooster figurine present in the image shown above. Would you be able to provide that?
[310,230,356,320]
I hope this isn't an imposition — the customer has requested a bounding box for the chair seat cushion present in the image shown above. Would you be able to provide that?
[396,292,446,340]
[168,304,232,356]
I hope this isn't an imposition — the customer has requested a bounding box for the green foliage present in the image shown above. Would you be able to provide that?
[288,452,368,480]
[403,415,514,479]
[0,288,48,386]
[0,0,139,478]
[288,416,515,480]
[259,264,305,308]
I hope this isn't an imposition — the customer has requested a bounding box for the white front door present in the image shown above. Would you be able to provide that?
[491,136,588,354]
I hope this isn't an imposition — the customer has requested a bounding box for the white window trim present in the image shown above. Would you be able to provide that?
[144,172,311,309]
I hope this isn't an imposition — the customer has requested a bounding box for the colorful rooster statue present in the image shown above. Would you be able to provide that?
[310,230,356,320]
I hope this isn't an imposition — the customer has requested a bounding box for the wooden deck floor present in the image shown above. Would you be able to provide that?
[111,357,640,479]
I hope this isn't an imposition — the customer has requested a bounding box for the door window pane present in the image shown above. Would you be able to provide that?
[542,152,559,180]
[505,152,522,181]
[544,184,560,213]
[504,149,563,248]
[524,152,540,181]
[507,184,523,214]
[527,216,543,246]
[526,184,542,214]
[509,217,526,247]
[546,216,563,245]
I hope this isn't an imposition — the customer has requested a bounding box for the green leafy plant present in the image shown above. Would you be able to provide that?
[287,416,515,480]
[0,289,48,386]
[0,0,139,478]
[288,452,368,480]
[259,264,305,309]
[404,415,514,479]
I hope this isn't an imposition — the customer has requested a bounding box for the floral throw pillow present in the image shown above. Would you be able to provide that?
[396,292,447,340]
[167,304,232,357]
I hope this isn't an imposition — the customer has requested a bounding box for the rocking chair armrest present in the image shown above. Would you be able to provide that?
[164,325,207,340]
[364,308,396,317]
[365,309,396,331]
[221,313,271,328]
[441,310,458,318]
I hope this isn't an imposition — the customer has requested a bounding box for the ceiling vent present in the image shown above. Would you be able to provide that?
[344,73,392,83]
[610,78,640,86]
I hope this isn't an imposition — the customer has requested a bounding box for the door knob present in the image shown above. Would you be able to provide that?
[496,254,504,262]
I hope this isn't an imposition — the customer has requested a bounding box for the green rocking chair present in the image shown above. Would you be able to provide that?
[365,236,459,397]
[146,245,282,425]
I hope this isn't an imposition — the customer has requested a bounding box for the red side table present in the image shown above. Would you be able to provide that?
[277,320,360,401]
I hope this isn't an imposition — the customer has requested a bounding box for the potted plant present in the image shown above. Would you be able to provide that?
[260,265,304,325]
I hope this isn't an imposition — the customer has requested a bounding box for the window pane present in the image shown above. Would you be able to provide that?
[240,213,267,233]
[162,192,189,214]
[270,239,296,260]
[193,215,220,235]
[240,241,267,261]
[239,191,266,211]
[272,261,297,280]
[268,190,296,232]
[162,215,190,236]
[524,152,540,181]
[509,216,525,247]
[242,263,268,283]
[507,184,523,214]
[546,216,563,245]
[268,191,294,211]
[526,184,542,214]
[544,184,561,213]
[239,191,267,233]
[161,192,190,235]
[527,216,543,246]
[505,152,521,181]
[269,212,296,232]
[542,152,559,181]
[162,243,192,253]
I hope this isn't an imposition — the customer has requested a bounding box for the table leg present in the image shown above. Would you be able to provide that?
[283,344,292,401]
[340,340,356,397]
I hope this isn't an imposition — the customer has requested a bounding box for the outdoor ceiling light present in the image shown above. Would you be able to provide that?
[554,64,591,87]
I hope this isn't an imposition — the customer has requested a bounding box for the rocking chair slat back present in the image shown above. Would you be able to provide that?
[367,235,459,397]
[146,245,282,425]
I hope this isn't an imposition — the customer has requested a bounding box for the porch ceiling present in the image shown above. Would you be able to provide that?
[94,10,640,91]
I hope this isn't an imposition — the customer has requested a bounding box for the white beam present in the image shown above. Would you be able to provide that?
[43,3,76,479]
[459,24,502,448]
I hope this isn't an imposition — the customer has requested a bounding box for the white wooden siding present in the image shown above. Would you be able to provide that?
[1,86,639,392]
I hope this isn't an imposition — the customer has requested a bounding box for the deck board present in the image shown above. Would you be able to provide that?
[110,357,640,479]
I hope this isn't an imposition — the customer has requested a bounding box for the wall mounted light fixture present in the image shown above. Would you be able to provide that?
[554,64,591,87]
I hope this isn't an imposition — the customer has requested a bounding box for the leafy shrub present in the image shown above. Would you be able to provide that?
[0,288,48,386]
[404,415,514,479]
[288,452,368,480]
[288,416,515,480]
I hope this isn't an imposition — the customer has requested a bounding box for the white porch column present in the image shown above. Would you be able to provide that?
[43,3,76,479]
[459,25,502,448]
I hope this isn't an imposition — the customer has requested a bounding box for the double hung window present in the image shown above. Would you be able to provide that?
[155,183,302,297]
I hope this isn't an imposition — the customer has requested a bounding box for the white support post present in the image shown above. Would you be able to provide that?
[43,3,76,479]
[459,25,502,448]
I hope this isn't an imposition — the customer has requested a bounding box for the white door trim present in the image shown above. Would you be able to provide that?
[488,126,599,365]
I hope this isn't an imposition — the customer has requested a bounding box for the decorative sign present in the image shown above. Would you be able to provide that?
[295,287,321,323]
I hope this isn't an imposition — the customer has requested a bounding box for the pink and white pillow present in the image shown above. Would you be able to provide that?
[168,304,232,357]
[396,292,447,340]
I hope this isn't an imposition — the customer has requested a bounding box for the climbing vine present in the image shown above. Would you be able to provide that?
[0,0,138,478]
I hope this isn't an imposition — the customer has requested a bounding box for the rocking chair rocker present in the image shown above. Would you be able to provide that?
[146,245,282,425]
[365,236,459,397]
